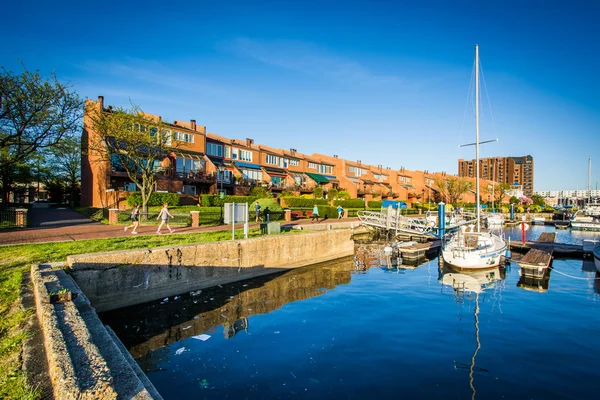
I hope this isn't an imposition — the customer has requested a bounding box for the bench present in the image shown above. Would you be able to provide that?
[291,211,304,220]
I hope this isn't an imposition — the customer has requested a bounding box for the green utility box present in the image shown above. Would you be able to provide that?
[260,222,281,235]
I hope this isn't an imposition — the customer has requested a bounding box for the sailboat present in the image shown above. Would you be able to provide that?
[441,45,507,270]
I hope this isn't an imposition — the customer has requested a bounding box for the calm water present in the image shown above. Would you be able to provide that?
[102,226,600,399]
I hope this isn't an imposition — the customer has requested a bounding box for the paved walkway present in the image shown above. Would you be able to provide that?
[0,207,361,246]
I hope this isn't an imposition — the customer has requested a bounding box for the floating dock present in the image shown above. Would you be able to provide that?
[518,248,553,278]
[396,240,441,261]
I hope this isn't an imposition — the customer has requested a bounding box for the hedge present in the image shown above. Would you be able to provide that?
[333,199,365,208]
[317,205,338,219]
[200,194,256,206]
[368,200,383,208]
[126,192,180,207]
[282,197,329,208]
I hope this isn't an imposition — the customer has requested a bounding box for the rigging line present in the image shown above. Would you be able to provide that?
[469,293,481,400]
[479,60,497,134]
[549,266,600,280]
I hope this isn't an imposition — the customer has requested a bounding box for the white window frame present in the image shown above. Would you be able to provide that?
[308,162,317,169]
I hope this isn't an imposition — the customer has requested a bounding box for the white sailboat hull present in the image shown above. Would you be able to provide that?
[441,231,507,270]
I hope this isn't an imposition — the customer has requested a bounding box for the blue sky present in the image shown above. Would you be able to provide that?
[2,0,599,191]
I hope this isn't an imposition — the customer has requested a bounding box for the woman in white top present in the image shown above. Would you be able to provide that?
[156,203,174,234]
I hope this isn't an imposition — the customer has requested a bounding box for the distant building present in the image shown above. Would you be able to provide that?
[534,189,600,207]
[458,155,534,197]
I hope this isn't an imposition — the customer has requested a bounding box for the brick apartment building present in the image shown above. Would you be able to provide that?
[458,155,534,197]
[81,96,493,208]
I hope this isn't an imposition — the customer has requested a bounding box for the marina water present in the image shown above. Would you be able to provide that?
[101,225,600,399]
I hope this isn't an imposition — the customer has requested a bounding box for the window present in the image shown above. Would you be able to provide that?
[218,170,232,183]
[124,182,138,192]
[239,150,252,162]
[231,148,238,160]
[266,154,279,165]
[319,165,332,174]
[399,176,411,183]
[241,169,262,181]
[207,143,223,157]
[351,167,366,177]
[182,185,196,195]
[289,159,299,167]
[161,129,172,146]
[373,174,387,182]
[173,131,195,144]
[224,146,231,158]
[308,162,317,169]
[176,156,202,173]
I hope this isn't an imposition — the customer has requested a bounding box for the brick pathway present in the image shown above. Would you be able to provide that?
[0,207,360,246]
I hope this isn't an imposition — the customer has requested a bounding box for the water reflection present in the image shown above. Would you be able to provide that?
[101,257,355,363]
[439,266,506,400]
[353,242,435,273]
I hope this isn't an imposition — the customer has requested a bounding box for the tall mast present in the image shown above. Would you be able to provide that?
[588,156,592,202]
[475,44,480,232]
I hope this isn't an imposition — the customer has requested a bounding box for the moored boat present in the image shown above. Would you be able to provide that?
[441,45,506,271]
[531,216,545,225]
[593,245,600,273]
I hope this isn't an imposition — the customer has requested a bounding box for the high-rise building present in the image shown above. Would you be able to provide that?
[458,155,534,197]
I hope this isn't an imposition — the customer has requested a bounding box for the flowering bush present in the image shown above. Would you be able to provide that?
[519,197,533,206]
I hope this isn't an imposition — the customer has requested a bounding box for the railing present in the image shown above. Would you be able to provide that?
[0,209,18,229]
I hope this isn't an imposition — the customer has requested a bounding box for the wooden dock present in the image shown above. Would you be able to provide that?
[397,240,441,260]
[518,248,553,278]
[536,232,556,243]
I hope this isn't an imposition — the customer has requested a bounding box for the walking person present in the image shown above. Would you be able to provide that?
[337,205,344,219]
[254,201,262,223]
[156,203,175,234]
[124,204,141,234]
[311,204,320,223]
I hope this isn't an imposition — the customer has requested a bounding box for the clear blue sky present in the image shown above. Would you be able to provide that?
[2,0,599,191]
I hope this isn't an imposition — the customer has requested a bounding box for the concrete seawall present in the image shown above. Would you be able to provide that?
[67,230,354,312]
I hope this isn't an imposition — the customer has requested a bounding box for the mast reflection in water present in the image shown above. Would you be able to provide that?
[101,234,600,399]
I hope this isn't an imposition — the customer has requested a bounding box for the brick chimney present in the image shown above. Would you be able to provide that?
[246,138,254,147]
[190,119,196,131]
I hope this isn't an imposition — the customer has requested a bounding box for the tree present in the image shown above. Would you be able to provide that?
[509,196,519,204]
[327,188,338,200]
[44,134,81,205]
[0,65,83,170]
[0,158,34,204]
[434,176,472,205]
[483,182,511,206]
[531,194,545,207]
[85,103,184,213]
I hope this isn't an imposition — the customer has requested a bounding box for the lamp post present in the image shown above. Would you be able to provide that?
[219,166,225,224]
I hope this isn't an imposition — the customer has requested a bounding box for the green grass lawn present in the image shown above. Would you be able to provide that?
[0,226,294,399]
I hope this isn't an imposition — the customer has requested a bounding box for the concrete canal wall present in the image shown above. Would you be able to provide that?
[67,229,355,312]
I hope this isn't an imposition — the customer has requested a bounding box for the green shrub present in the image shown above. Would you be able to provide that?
[317,205,337,219]
[333,199,365,208]
[327,188,338,199]
[282,197,328,208]
[337,190,351,200]
[368,200,383,208]
[223,195,256,204]
[126,192,180,207]
[249,186,271,199]
[200,194,218,207]
[313,187,324,199]
[530,204,542,213]
[516,206,525,213]
[543,205,554,212]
